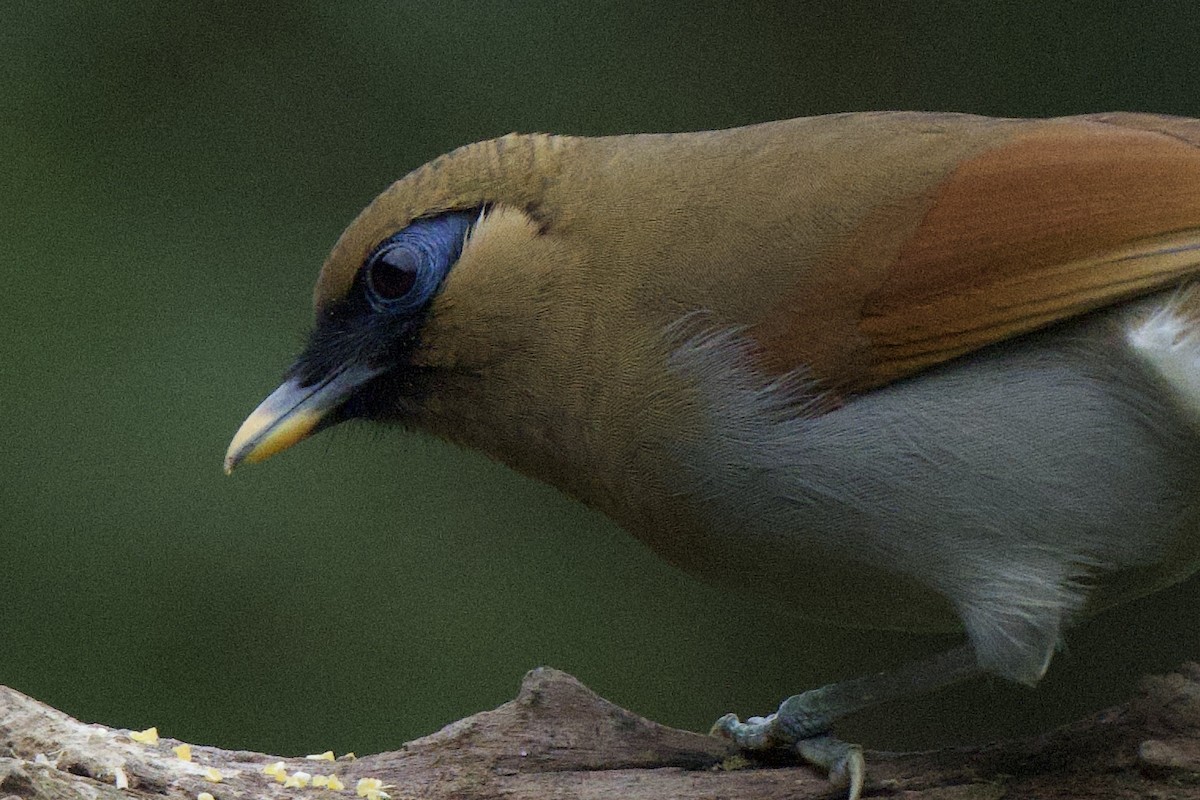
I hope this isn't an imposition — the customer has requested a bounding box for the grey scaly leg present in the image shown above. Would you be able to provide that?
[712,645,982,800]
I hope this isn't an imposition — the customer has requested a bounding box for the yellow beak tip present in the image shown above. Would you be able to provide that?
[224,394,325,475]
[225,368,376,475]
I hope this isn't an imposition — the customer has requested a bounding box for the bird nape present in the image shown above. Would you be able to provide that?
[226,111,1200,799]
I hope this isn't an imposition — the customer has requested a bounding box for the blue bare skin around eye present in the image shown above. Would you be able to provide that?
[287,211,477,389]
[369,212,476,312]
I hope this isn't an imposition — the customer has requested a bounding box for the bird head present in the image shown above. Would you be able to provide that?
[223,133,591,475]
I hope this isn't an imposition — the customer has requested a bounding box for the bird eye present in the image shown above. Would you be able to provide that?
[361,211,476,314]
[365,244,421,303]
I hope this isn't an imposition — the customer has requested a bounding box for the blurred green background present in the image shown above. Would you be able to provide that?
[5,0,1200,757]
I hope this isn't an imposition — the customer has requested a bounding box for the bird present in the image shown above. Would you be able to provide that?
[226,111,1200,798]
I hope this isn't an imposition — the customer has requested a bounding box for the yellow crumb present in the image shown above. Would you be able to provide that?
[263,761,288,782]
[129,727,159,745]
[326,775,346,791]
[355,778,389,800]
[198,793,215,800]
[306,750,336,761]
[355,778,382,797]
[173,744,193,762]
[341,753,356,761]
[204,767,223,783]
[284,771,312,788]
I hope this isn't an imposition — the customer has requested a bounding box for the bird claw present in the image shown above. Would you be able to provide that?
[797,734,864,800]
[711,714,864,800]
[709,711,778,749]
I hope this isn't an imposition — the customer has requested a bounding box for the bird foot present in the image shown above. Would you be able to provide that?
[711,712,864,800]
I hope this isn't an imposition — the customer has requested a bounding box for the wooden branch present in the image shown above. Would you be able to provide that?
[4,664,1200,800]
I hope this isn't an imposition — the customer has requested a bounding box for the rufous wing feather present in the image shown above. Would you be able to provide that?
[762,116,1200,393]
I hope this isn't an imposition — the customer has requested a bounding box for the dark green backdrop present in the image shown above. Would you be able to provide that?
[5,0,1200,756]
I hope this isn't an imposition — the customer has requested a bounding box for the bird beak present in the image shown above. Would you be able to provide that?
[223,366,377,474]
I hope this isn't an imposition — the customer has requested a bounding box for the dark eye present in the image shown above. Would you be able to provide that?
[366,244,420,302]
[361,211,476,314]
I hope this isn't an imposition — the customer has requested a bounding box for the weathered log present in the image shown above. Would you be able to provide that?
[4,664,1200,800]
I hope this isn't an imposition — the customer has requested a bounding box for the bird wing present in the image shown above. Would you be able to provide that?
[755,114,1200,394]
